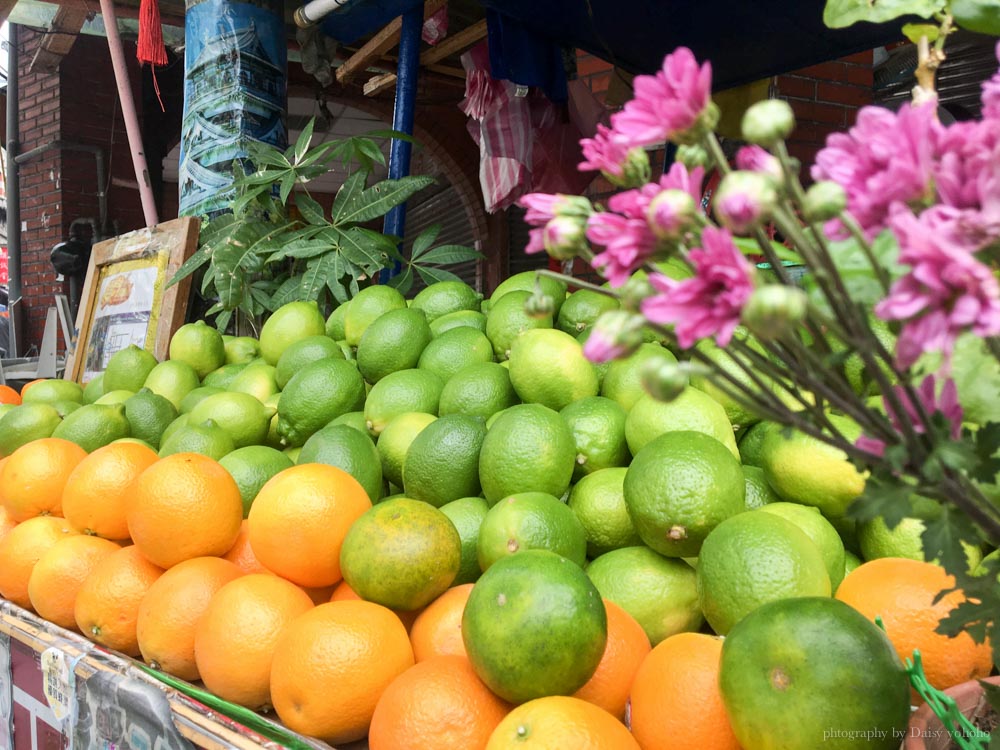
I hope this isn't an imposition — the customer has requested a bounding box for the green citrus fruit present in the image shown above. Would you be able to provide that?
[158,413,191,447]
[157,418,235,460]
[696,511,831,634]
[340,497,461,610]
[508,329,598,411]
[567,467,642,558]
[82,374,105,404]
[743,465,780,510]
[402,414,487,507]
[363,369,444,438]
[201,363,247,390]
[328,410,369,434]
[438,362,519,421]
[758,502,847,590]
[143,360,200,411]
[485,290,553,361]
[21,379,84,406]
[417,327,494,382]
[50,403,130,452]
[600,343,677,412]
[689,335,774,431]
[343,286,407,347]
[477,492,588,570]
[228,363,279,402]
[102,344,158,394]
[478,404,576,505]
[842,551,862,583]
[623,431,745,557]
[462,549,606,703]
[325,303,348,340]
[223,336,261,365]
[356,307,432,384]
[585,545,702,645]
[274,336,344,391]
[219,446,293,517]
[738,420,777,467]
[489,271,567,316]
[411,280,483,322]
[169,321,226,379]
[259,300,327,365]
[123,388,178,449]
[719,597,910,750]
[625,387,738,459]
[95,390,136,405]
[555,289,620,336]
[187,392,274,449]
[428,309,487,337]
[376,412,437,488]
[277,358,366,447]
[0,403,63,456]
[298,424,383,503]
[439,496,489,585]
[560,396,630,480]
[178,386,224,414]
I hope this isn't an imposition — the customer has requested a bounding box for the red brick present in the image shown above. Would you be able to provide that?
[776,76,816,99]
[817,82,872,107]
[789,100,849,126]
[845,65,874,87]
[794,61,847,82]
[577,54,613,78]
[842,50,874,64]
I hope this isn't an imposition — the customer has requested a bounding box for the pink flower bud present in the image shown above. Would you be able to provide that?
[646,189,697,240]
[713,171,777,234]
[543,216,587,261]
[582,311,646,363]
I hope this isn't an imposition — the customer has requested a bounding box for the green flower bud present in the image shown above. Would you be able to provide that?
[802,181,848,223]
[619,275,655,313]
[543,216,587,261]
[741,284,809,340]
[640,356,690,403]
[608,147,652,189]
[524,289,556,319]
[676,144,712,169]
[741,99,795,146]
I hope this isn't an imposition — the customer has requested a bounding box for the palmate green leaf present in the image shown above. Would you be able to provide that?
[294,119,315,164]
[972,422,1000,484]
[920,505,982,583]
[295,192,326,225]
[297,140,340,169]
[734,237,803,265]
[386,265,414,296]
[414,244,483,265]
[337,175,436,225]
[268,239,334,262]
[300,254,342,302]
[366,128,419,145]
[269,275,305,310]
[280,172,298,205]
[335,227,399,275]
[327,277,349,305]
[330,171,367,223]
[415,265,465,286]
[823,0,945,28]
[846,475,915,527]
[167,244,212,288]
[244,144,291,169]
[410,224,441,260]
[806,231,903,315]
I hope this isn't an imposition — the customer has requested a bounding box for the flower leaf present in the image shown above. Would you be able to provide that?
[847,476,915,527]
[950,0,1000,35]
[386,265,414,296]
[901,22,940,42]
[410,224,442,261]
[972,422,1000,485]
[823,0,946,28]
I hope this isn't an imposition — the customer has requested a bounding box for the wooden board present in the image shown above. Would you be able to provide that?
[64,217,199,385]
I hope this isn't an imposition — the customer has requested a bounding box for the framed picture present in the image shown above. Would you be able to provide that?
[65,217,200,385]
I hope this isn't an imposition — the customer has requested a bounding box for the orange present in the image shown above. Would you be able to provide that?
[74,545,164,656]
[573,600,651,720]
[0,384,21,405]
[62,442,159,539]
[835,557,994,692]
[27,535,120,630]
[629,632,740,750]
[248,464,371,588]
[0,505,17,544]
[409,584,473,661]
[137,556,243,681]
[0,437,87,521]
[329,579,420,631]
[486,695,640,749]
[194,574,313,709]
[269,600,415,744]
[221,520,272,574]
[0,516,77,609]
[369,655,511,749]
[128,453,243,569]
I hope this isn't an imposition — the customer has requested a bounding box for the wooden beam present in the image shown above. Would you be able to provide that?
[420,18,486,66]
[29,5,91,75]
[336,0,447,85]
[363,72,398,97]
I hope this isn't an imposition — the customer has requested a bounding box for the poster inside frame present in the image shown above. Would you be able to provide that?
[65,217,200,385]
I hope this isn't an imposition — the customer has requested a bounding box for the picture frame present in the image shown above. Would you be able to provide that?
[64,217,200,385]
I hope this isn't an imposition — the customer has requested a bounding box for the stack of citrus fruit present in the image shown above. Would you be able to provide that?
[0,275,990,749]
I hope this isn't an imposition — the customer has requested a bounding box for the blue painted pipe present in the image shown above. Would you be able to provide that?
[379,2,423,282]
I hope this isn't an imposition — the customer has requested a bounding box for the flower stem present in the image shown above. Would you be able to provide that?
[839,213,891,293]
[534,269,618,299]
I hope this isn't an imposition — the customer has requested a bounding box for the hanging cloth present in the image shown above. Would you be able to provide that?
[137,0,169,110]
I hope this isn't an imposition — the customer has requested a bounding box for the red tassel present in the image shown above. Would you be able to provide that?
[137,0,168,110]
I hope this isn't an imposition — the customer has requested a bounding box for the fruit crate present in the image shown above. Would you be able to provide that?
[0,600,365,750]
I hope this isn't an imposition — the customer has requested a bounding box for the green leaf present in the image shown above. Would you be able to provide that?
[279,172,297,205]
[414,244,483,265]
[951,0,1000,35]
[734,236,803,265]
[901,22,940,42]
[410,224,441,260]
[920,506,981,582]
[337,175,435,224]
[297,140,339,169]
[330,171,367,223]
[167,245,212,288]
[416,265,465,286]
[846,476,915,527]
[335,227,396,275]
[823,0,945,28]
[327,278,349,305]
[271,239,334,262]
[386,265,414,295]
[366,128,420,145]
[294,118,315,164]
[300,254,342,301]
[295,192,326,226]
[246,146,291,170]
[213,308,233,333]
[354,137,387,168]
[806,231,903,316]
[972,423,1000,485]
[269,276,305,310]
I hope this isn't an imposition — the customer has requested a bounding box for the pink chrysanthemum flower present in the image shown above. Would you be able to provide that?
[586,212,657,288]
[856,376,962,457]
[735,145,783,183]
[982,41,1000,120]
[641,226,754,348]
[579,124,632,178]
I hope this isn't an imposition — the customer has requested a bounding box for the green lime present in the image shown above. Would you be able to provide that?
[417,327,494,382]
[329,411,369,434]
[843,551,862,581]
[625,387,738,459]
[363,369,444,438]
[276,358,366,447]
[556,289,620,336]
[738,420,776,467]
[567,467,641,558]
[696,511,831,635]
[341,498,461,610]
[284,446,301,462]
[179,386,224,414]
[82,374,105,404]
[274,336,344,390]
[356,307,432,384]
[376,412,437,487]
[112,437,155,451]
[187,392,275,449]
[201,363,247,390]
[21,379,84,406]
[158,413,191,447]
[143,360,200,411]
[758,502,847,589]
[402,414,487,507]
[0,404,16,421]
[169,321,226,379]
[720,598,910,750]
[343,285,407,347]
[123,388,178,449]
[508,329,598,411]
[489,271,567,316]
[438,362,519,421]
[600,343,677,411]
[411,280,483,322]
[49,400,81,418]
[485,290,553,361]
[259,300,327,365]
[439,496,489,585]
[228,363,279,402]
[623,431,746,557]
[743,465,780,510]
[560,396,630,481]
[585,545,702,645]
[428,309,487,337]
[689,338,771,431]
[477,492,587,570]
[219,446,294,517]
[462,549,606,703]
[95,390,136,405]
[298,423,383,503]
[478,403,576,505]
[325,303,348,340]
[223,336,261,365]
[51,403,131,452]
[158,418,235,460]
[0,403,63,456]
[102,344,158,394]
[759,414,866,519]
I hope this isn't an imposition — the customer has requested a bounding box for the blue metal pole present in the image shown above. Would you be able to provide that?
[379,3,423,282]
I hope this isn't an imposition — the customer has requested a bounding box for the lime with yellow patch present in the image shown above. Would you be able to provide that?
[477,492,588,571]
[508,329,598,412]
[259,300,327,365]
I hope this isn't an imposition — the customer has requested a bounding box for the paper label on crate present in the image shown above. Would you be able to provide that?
[41,646,74,721]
